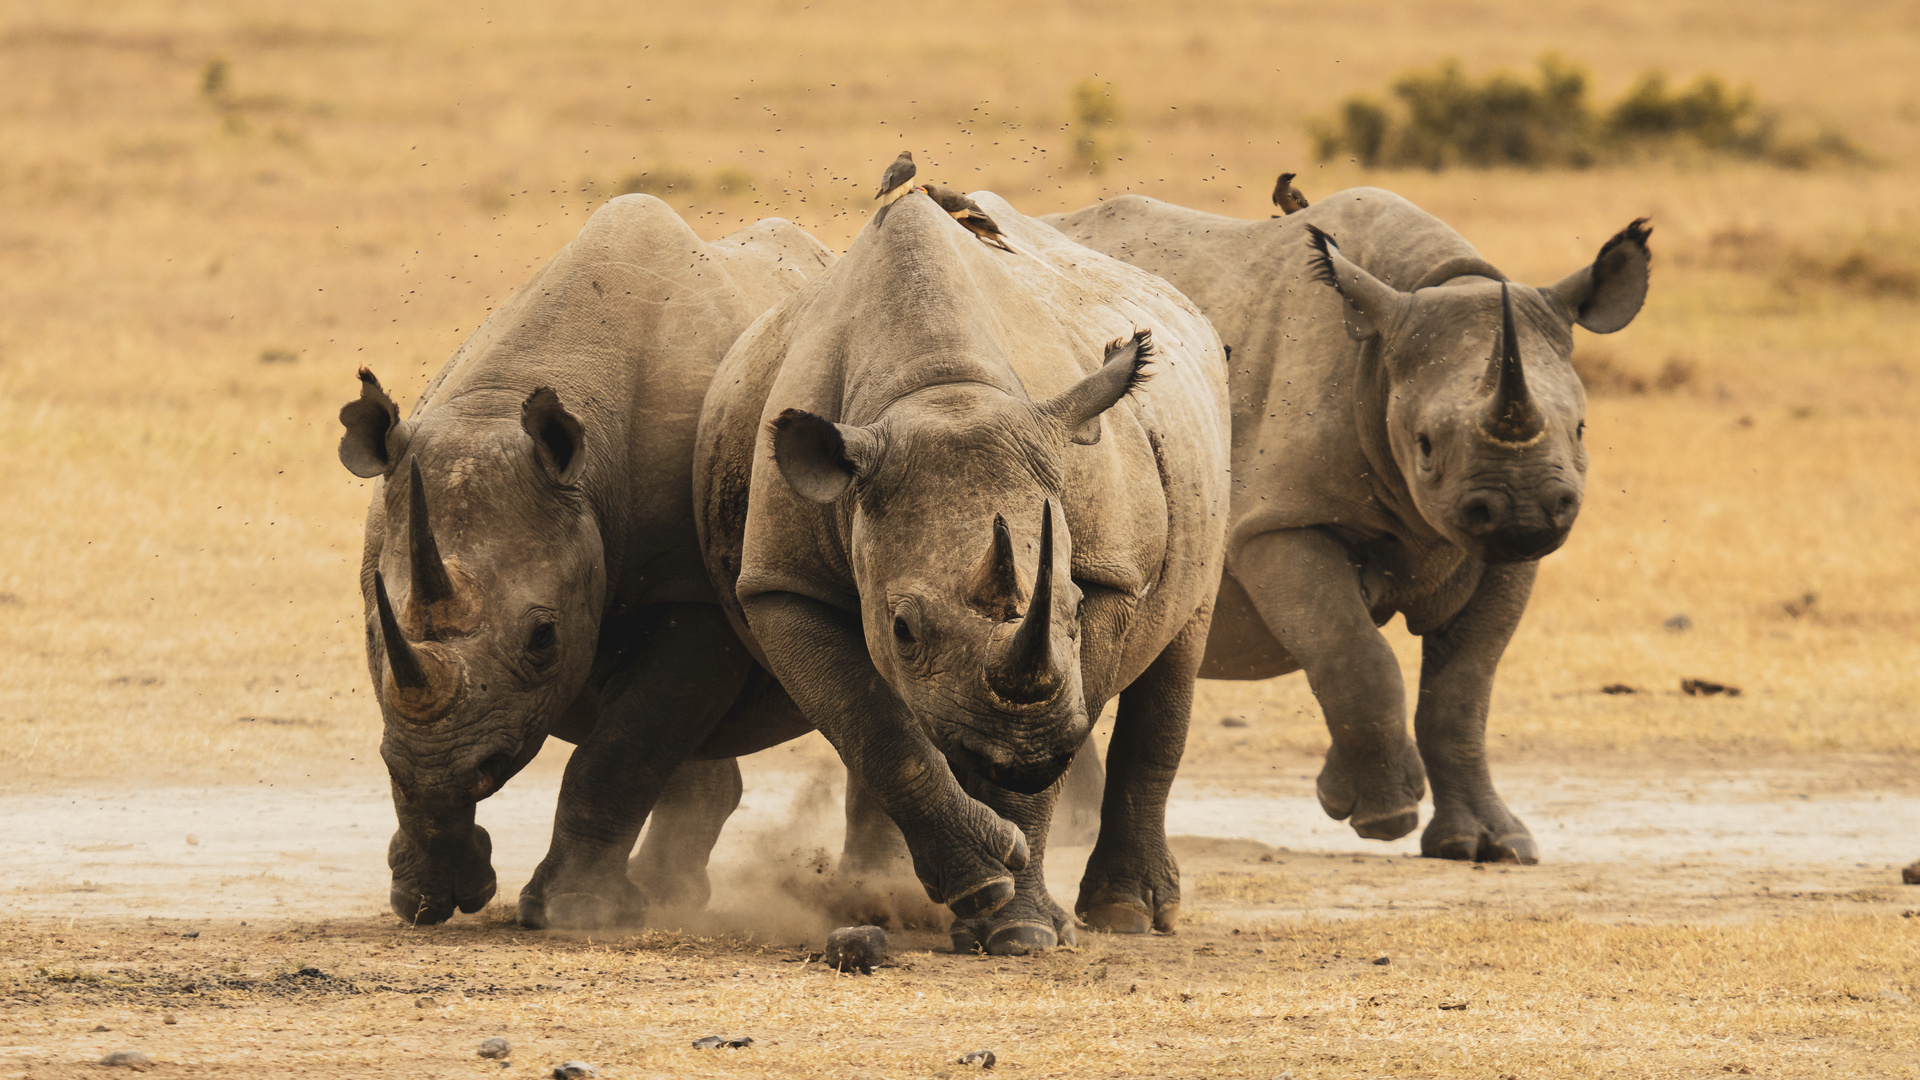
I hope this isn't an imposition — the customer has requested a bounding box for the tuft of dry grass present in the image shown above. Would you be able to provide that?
[0,0,1915,793]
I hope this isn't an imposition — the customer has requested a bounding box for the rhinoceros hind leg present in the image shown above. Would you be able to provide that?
[1422,805,1539,864]
[627,757,743,912]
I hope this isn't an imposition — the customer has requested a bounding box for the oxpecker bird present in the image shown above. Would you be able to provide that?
[1271,172,1310,216]
[874,151,917,206]
[923,183,1015,252]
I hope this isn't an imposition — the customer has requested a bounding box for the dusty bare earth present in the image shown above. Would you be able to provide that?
[4,744,1917,1078]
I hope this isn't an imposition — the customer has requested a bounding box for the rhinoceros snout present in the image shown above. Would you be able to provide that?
[1454,481,1580,563]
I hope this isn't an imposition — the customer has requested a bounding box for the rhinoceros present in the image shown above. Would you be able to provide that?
[336,194,833,926]
[1047,188,1649,862]
[695,187,1230,953]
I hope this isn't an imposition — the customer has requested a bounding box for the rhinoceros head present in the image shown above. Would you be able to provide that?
[1304,220,1650,563]
[339,371,604,921]
[766,332,1154,794]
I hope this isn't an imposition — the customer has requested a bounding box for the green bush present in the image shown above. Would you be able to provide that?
[1311,55,1866,170]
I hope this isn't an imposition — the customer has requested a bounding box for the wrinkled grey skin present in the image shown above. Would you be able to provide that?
[337,194,832,926]
[1047,188,1649,863]
[696,190,1229,954]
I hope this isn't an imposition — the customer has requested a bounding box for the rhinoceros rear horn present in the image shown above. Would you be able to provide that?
[374,570,429,691]
[1040,329,1154,446]
[966,513,1027,621]
[407,458,455,606]
[1481,283,1546,445]
[1303,224,1407,342]
[338,368,411,478]
[985,501,1064,706]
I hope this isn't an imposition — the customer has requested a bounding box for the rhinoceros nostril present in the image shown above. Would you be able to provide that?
[1461,497,1495,533]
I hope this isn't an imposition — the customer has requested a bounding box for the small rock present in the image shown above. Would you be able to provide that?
[691,1035,753,1049]
[1663,614,1692,632]
[478,1037,511,1059]
[180,931,200,940]
[92,1024,111,1032]
[1219,716,1249,728]
[1680,677,1740,697]
[99,1049,151,1069]
[162,1014,178,1025]
[1599,683,1637,695]
[1902,860,1920,885]
[958,1049,997,1068]
[551,1062,598,1079]
[416,996,437,1009]
[824,924,888,974]
[1371,955,1391,966]
[1439,1001,1469,1010]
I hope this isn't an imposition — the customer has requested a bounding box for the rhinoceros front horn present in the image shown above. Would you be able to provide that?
[985,501,1063,706]
[374,569,430,691]
[1481,282,1546,445]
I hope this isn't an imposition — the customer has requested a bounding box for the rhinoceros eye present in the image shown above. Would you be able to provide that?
[1576,421,1586,441]
[1416,433,1434,465]
[526,622,557,655]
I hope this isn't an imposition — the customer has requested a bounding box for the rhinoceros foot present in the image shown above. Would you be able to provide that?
[1076,837,1181,934]
[1422,802,1539,864]
[388,823,497,925]
[1315,741,1426,842]
[950,887,1078,955]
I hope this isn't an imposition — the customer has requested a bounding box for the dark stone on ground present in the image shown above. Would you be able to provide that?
[99,1050,151,1069]
[1902,860,1920,885]
[551,1062,597,1079]
[692,1035,754,1049]
[959,1049,997,1068]
[478,1037,511,1059]
[825,924,888,974]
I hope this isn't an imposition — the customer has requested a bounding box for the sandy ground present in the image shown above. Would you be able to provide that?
[8,748,1915,929]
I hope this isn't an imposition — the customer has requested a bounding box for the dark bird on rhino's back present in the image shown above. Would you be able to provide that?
[1272,172,1310,215]
[875,151,917,206]
[335,194,834,928]
[1046,187,1650,866]
[922,183,1016,252]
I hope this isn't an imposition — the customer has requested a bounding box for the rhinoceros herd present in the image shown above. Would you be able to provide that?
[338,160,1650,955]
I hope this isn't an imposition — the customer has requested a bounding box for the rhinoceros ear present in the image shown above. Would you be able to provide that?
[1303,224,1408,342]
[1548,218,1651,334]
[521,387,586,486]
[769,408,880,503]
[338,368,412,478]
[1040,329,1154,446]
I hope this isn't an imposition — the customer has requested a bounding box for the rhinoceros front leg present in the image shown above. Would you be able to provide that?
[1416,560,1538,863]
[520,603,754,930]
[626,757,744,912]
[1076,608,1208,934]
[743,592,1030,921]
[951,776,1076,954]
[1231,528,1427,840]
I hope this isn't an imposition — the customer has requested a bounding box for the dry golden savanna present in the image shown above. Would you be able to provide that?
[2,1,1918,1077]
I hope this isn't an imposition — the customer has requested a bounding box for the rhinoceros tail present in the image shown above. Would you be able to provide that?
[1303,224,1341,289]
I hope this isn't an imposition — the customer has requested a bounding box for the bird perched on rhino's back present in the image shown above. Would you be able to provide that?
[1271,172,1309,216]
[874,151,917,206]
[922,183,1016,252]
[1046,188,1650,869]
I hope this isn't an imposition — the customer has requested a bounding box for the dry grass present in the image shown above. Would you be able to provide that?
[0,1,1915,789]
[1,909,1916,1078]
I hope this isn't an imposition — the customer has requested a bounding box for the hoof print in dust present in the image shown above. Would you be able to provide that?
[478,1037,511,1059]
[958,1049,998,1068]
[551,1062,597,1079]
[824,924,889,974]
[1680,677,1740,697]
[691,1035,754,1050]
[99,1050,152,1070]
